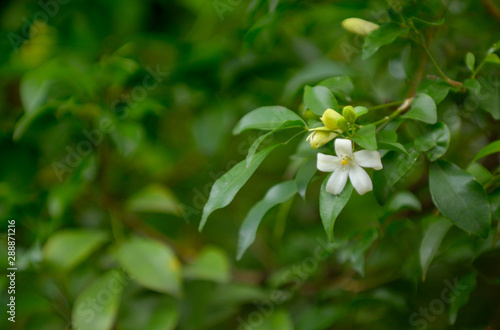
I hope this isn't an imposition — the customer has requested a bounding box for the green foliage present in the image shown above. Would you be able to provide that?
[420,217,452,280]
[184,246,231,283]
[414,122,450,161]
[472,140,500,162]
[117,236,182,296]
[43,229,108,271]
[303,85,338,116]
[232,106,305,134]
[429,161,491,237]
[319,179,353,243]
[200,144,279,230]
[72,270,122,330]
[401,93,437,124]
[362,23,410,59]
[237,181,297,259]
[351,124,377,150]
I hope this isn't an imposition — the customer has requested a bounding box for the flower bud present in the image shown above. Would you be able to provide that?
[320,109,343,131]
[336,117,349,132]
[306,130,337,149]
[342,106,357,123]
[341,18,379,36]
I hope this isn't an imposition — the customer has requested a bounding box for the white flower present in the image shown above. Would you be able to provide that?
[317,138,383,195]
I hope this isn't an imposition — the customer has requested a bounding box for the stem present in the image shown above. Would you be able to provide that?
[372,111,400,127]
[367,100,403,111]
[410,20,462,87]
[373,97,415,128]
[483,0,500,22]
[421,42,462,87]
[472,56,488,78]
[407,47,428,97]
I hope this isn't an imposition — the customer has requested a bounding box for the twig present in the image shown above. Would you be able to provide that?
[373,96,415,129]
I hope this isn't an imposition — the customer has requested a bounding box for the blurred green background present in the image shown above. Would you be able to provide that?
[1,0,500,329]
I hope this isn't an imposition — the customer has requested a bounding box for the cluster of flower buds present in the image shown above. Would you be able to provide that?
[306,106,358,149]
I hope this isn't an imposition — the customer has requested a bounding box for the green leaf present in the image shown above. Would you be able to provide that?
[487,41,500,54]
[253,310,294,330]
[465,52,475,72]
[245,121,302,167]
[377,130,397,142]
[232,106,305,135]
[318,76,354,95]
[72,270,122,330]
[420,217,452,280]
[148,298,179,330]
[466,162,493,185]
[303,85,339,116]
[296,304,348,330]
[401,93,437,124]
[318,76,354,102]
[338,228,379,276]
[320,178,353,242]
[352,124,377,150]
[184,246,231,283]
[414,122,450,161]
[373,149,420,204]
[295,157,317,199]
[449,272,477,324]
[429,160,491,237]
[386,191,422,213]
[378,141,408,154]
[200,144,280,230]
[353,106,369,117]
[362,23,410,59]
[417,81,451,105]
[237,181,297,259]
[13,104,52,141]
[43,229,107,271]
[20,73,51,114]
[411,17,445,28]
[246,132,274,168]
[377,130,407,155]
[478,75,500,119]
[472,140,500,162]
[463,78,481,93]
[110,121,144,157]
[485,53,500,64]
[117,236,182,296]
[126,184,183,216]
[117,297,179,330]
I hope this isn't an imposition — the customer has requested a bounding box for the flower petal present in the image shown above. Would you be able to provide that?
[349,165,373,195]
[326,168,349,195]
[317,153,341,172]
[335,138,353,158]
[353,150,383,170]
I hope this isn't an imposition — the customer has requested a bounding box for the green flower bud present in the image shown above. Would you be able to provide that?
[306,130,337,149]
[320,109,343,131]
[336,117,349,132]
[342,105,357,123]
[341,18,379,36]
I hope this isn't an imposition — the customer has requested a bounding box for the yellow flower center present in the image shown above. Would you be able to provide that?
[341,156,351,166]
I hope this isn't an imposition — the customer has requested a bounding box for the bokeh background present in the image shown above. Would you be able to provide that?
[1,0,500,329]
